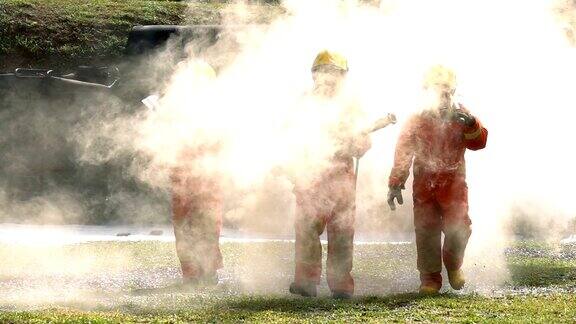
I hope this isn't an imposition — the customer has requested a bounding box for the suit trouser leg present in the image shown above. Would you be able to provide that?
[438,176,472,271]
[172,175,223,280]
[326,205,355,294]
[413,180,443,288]
[294,195,326,286]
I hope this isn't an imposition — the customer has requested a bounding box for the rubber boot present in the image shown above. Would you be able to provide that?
[332,291,352,299]
[419,284,441,295]
[447,268,466,290]
[289,282,317,297]
[419,272,442,295]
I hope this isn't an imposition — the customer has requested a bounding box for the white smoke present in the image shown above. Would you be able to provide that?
[134,0,576,291]
[3,0,576,299]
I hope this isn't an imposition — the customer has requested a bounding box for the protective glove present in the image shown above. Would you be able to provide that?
[453,110,476,127]
[369,113,397,132]
[387,187,404,211]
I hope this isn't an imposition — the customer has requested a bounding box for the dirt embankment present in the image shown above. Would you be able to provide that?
[0,0,217,71]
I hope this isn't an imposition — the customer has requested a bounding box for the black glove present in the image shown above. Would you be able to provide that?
[453,110,476,127]
[387,187,403,211]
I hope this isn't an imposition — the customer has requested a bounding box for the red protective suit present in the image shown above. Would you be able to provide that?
[171,149,223,283]
[293,157,357,295]
[389,105,487,289]
[292,116,371,296]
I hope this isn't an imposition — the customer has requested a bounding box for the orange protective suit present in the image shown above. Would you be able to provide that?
[293,156,357,295]
[389,105,487,289]
[171,148,223,283]
[291,49,371,297]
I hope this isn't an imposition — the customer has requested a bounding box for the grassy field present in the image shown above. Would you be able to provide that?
[0,0,282,71]
[1,294,576,323]
[0,240,575,322]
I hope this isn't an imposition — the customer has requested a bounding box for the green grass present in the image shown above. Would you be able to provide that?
[0,240,575,322]
[0,0,260,71]
[0,0,181,69]
[506,241,576,286]
[509,257,576,287]
[1,294,576,323]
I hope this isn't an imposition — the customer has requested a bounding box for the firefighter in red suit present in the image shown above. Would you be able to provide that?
[387,65,488,294]
[288,50,371,299]
[170,61,223,286]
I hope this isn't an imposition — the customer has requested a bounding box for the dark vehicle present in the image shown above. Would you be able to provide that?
[0,25,226,224]
[0,25,223,101]
[125,25,221,56]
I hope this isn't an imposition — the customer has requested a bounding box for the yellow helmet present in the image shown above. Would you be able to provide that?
[312,50,348,72]
[188,60,217,79]
[423,64,457,90]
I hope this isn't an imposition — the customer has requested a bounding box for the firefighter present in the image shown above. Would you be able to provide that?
[387,65,488,294]
[170,60,223,286]
[289,50,372,299]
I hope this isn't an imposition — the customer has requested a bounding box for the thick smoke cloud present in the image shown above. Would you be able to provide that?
[137,0,576,290]
[1,0,576,299]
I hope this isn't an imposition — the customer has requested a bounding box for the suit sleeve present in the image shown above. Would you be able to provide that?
[458,104,487,150]
[463,114,488,151]
[388,117,417,189]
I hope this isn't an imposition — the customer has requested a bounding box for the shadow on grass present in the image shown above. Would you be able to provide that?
[101,287,478,322]
[156,293,469,322]
[509,263,576,287]
[214,292,449,313]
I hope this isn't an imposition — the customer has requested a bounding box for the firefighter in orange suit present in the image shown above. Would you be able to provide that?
[289,50,371,299]
[170,61,223,286]
[387,65,488,294]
